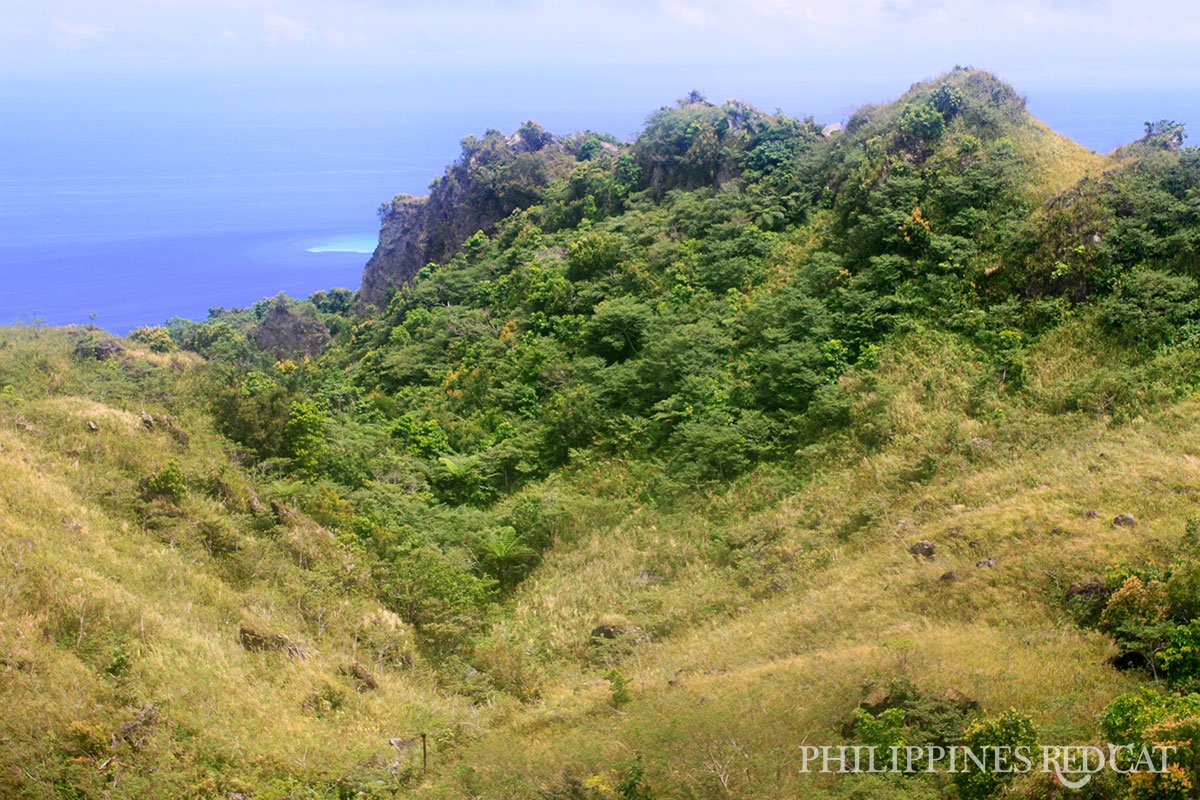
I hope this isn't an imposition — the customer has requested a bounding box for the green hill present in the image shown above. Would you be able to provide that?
[3,68,1200,799]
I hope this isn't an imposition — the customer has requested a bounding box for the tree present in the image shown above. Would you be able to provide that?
[1143,120,1187,151]
[284,400,328,477]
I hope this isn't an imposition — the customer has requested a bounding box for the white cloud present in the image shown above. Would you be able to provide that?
[0,0,1196,90]
[263,12,312,45]
[259,11,364,49]
[51,19,111,48]
[659,0,714,28]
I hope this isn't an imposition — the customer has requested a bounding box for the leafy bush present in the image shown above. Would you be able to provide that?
[1101,689,1200,798]
[1100,270,1200,347]
[845,681,973,750]
[1096,560,1200,684]
[128,325,176,352]
[605,669,631,707]
[283,400,328,476]
[389,413,450,458]
[897,104,945,146]
[952,709,1037,800]
[380,546,495,655]
[584,297,653,363]
[567,232,624,281]
[144,459,187,503]
[1157,620,1200,686]
[852,708,907,749]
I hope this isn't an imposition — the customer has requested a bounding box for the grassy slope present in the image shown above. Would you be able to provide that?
[419,326,1193,796]
[0,329,477,798]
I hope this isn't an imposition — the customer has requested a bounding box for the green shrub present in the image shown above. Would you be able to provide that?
[952,709,1037,800]
[567,231,624,281]
[846,681,973,750]
[128,325,176,352]
[898,103,945,145]
[1099,270,1199,347]
[1100,689,1200,797]
[390,413,450,458]
[852,708,907,749]
[605,669,631,708]
[380,546,495,656]
[283,400,328,476]
[145,459,187,502]
[583,297,653,363]
[929,83,965,119]
[1156,620,1200,686]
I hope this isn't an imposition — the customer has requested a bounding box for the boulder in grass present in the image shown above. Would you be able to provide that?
[908,540,936,560]
[238,623,305,658]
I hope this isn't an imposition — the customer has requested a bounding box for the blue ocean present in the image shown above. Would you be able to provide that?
[1,76,1193,334]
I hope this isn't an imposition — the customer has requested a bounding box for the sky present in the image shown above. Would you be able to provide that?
[4,1,1200,90]
[1,1,1198,149]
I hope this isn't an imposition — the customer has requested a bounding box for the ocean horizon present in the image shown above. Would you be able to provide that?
[2,78,1194,334]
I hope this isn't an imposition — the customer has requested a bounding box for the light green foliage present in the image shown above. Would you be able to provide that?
[567,231,624,281]
[284,399,328,475]
[144,458,186,502]
[953,710,1038,800]
[389,412,450,458]
[127,325,176,352]
[606,669,631,707]
[852,708,907,749]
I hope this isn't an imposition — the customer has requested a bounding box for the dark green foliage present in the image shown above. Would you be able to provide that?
[1100,270,1200,346]
[1089,557,1200,686]
[846,681,973,750]
[584,297,653,363]
[209,370,292,459]
[929,83,965,119]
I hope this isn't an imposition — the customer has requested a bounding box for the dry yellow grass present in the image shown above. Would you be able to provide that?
[1009,117,1113,203]
[0,331,482,797]
[3,311,1195,798]
[415,330,1193,797]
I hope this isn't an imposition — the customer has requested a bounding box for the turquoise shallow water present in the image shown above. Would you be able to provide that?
[304,234,379,254]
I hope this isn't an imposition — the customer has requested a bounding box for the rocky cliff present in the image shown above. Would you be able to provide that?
[360,122,580,308]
